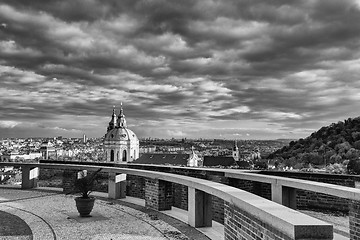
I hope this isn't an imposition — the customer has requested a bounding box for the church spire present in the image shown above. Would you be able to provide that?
[107,107,117,131]
[117,102,127,128]
[233,140,238,151]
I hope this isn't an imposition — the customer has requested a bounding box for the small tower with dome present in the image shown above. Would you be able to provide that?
[104,104,139,162]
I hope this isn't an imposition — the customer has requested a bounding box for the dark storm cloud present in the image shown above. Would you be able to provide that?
[1,0,360,138]
[0,0,125,23]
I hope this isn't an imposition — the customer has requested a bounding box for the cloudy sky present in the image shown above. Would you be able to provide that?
[1,0,360,140]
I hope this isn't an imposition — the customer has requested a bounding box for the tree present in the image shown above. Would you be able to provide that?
[335,142,351,154]
[253,160,268,170]
[329,154,342,164]
[347,159,360,174]
[283,157,297,167]
[345,148,360,160]
[300,152,323,165]
[323,149,336,164]
[352,132,360,142]
[354,140,360,150]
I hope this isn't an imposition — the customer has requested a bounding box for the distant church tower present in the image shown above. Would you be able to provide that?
[187,146,202,167]
[232,140,239,161]
[103,104,139,163]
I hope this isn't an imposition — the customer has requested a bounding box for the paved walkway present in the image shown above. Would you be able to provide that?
[0,187,209,240]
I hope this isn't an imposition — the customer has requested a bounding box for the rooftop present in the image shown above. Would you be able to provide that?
[134,153,190,165]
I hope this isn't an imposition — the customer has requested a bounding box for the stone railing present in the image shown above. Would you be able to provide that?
[0,162,337,240]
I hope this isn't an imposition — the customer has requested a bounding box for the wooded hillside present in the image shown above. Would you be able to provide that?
[268,117,360,167]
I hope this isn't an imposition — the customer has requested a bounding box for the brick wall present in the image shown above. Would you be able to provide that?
[350,200,360,239]
[126,174,145,198]
[224,201,292,240]
[62,169,77,193]
[62,169,107,194]
[224,201,333,240]
[260,171,354,212]
[37,168,63,188]
[228,178,254,192]
[173,183,188,210]
[127,174,190,211]
[39,168,63,180]
[126,168,229,224]
[92,171,108,193]
[228,178,271,201]
[171,169,227,224]
[145,178,172,211]
[207,175,228,223]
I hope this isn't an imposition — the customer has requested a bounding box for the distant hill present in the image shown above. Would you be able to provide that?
[268,117,360,166]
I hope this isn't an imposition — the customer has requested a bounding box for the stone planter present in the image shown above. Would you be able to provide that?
[75,197,95,217]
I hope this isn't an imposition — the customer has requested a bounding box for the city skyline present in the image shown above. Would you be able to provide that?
[1,1,360,140]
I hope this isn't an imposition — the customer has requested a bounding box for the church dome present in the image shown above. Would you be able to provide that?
[103,104,140,162]
[104,127,138,142]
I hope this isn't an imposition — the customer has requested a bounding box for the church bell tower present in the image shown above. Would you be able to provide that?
[232,140,239,161]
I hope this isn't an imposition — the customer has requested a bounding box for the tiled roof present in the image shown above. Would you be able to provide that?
[134,153,190,165]
[237,160,251,169]
[203,156,237,167]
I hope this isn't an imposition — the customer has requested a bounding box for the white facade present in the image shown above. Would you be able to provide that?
[0,152,42,161]
[103,106,139,163]
[187,147,202,167]
[39,142,56,159]
[232,141,239,161]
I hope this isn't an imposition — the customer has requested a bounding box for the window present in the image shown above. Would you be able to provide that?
[122,150,127,162]
[110,150,114,162]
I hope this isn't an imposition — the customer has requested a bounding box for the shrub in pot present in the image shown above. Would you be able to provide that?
[73,168,102,217]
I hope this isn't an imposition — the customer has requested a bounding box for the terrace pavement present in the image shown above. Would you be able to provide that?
[0,186,209,240]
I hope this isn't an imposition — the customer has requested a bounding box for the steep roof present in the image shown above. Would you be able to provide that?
[203,156,238,167]
[237,160,251,169]
[134,153,190,165]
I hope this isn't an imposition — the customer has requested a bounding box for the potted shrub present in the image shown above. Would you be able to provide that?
[73,168,102,217]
